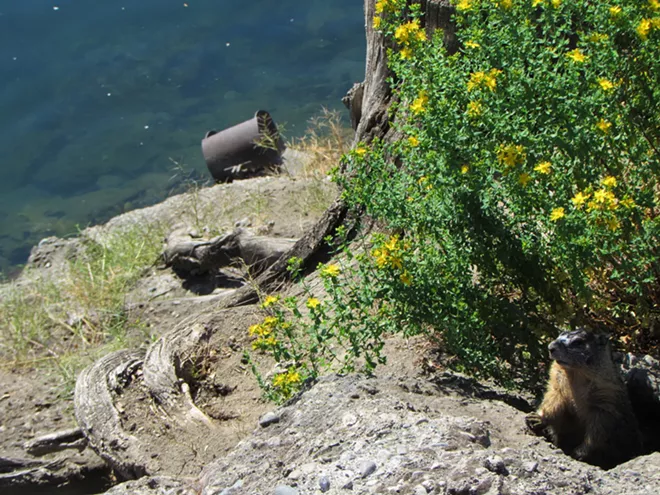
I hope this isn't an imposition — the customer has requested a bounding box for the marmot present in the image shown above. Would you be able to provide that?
[526,329,643,469]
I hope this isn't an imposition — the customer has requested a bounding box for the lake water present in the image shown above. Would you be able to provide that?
[0,0,365,274]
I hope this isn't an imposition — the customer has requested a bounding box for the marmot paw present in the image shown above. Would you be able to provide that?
[525,412,546,436]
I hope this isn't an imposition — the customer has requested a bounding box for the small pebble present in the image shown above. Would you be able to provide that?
[341,480,354,490]
[523,461,538,473]
[422,479,437,491]
[273,486,298,495]
[414,485,428,495]
[485,455,508,475]
[359,460,377,478]
[319,476,330,492]
[219,479,243,495]
[259,411,280,427]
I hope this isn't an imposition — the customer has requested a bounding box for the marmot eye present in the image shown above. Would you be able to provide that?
[572,338,585,346]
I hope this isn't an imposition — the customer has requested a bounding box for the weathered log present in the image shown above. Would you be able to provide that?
[23,427,86,456]
[142,319,215,428]
[74,349,147,479]
[0,457,64,489]
[163,228,296,277]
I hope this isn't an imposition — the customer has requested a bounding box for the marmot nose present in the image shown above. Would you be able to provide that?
[548,341,559,352]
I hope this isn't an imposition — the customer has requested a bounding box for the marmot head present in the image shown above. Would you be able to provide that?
[548,329,611,369]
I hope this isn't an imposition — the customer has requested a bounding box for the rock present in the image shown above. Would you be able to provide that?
[218,479,244,495]
[318,476,330,492]
[358,460,377,478]
[259,411,280,428]
[273,485,299,495]
[95,374,660,495]
[484,455,508,475]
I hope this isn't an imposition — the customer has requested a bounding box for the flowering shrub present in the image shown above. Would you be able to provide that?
[338,0,660,383]
[251,0,660,394]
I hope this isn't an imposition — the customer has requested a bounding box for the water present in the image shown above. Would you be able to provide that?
[0,0,365,273]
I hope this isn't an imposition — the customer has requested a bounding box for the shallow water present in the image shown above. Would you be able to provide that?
[0,0,365,273]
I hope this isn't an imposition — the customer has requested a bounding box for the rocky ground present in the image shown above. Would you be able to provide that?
[1,149,660,495]
[0,149,336,493]
[105,373,660,495]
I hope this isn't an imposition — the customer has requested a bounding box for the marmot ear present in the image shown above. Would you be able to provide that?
[595,333,611,346]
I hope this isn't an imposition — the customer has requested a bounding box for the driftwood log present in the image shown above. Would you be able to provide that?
[163,228,296,277]
[73,0,458,483]
[74,350,147,479]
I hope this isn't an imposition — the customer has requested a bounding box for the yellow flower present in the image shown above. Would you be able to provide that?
[566,49,587,63]
[394,21,423,45]
[273,370,300,388]
[385,235,399,251]
[416,30,426,42]
[596,119,612,133]
[400,47,413,59]
[461,164,470,174]
[518,173,532,187]
[534,161,552,174]
[605,217,620,231]
[263,316,278,327]
[306,297,321,309]
[532,0,543,5]
[467,100,483,117]
[261,295,279,308]
[355,146,368,156]
[375,0,390,14]
[456,0,473,11]
[601,176,617,188]
[374,251,388,268]
[637,19,652,40]
[609,6,622,17]
[373,16,382,29]
[465,40,481,49]
[467,71,485,91]
[593,188,618,209]
[571,191,590,208]
[651,0,660,10]
[390,255,403,270]
[410,91,429,114]
[248,324,262,336]
[400,271,413,286]
[408,136,420,146]
[620,197,636,209]
[588,33,609,43]
[598,78,615,91]
[550,207,566,221]
[551,0,561,7]
[499,0,513,9]
[321,264,341,278]
[497,143,526,167]
[467,68,501,92]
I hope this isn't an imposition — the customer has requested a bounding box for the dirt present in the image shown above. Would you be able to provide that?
[109,306,272,478]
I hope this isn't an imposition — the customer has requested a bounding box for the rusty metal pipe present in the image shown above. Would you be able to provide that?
[201,110,285,182]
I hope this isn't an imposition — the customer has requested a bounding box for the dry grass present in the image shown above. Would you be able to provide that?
[288,107,353,179]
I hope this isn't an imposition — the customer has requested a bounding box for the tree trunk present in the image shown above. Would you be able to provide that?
[73,0,456,482]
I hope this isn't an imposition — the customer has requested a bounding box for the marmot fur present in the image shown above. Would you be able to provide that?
[526,329,643,469]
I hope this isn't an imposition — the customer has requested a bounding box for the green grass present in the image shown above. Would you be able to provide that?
[0,223,164,394]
